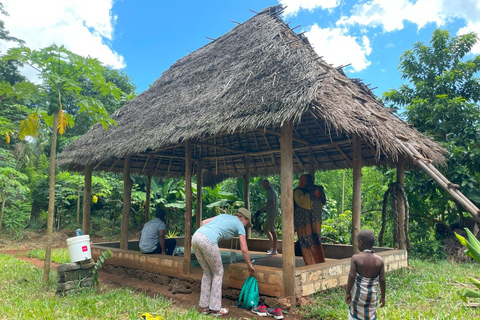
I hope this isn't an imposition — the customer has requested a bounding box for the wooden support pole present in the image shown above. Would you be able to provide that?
[145,175,152,222]
[82,166,92,235]
[308,148,315,177]
[401,143,480,221]
[244,156,251,239]
[397,157,406,250]
[120,156,133,250]
[280,121,295,304]
[352,134,362,254]
[196,161,203,229]
[145,157,154,222]
[183,141,192,274]
[76,185,82,225]
[341,169,346,214]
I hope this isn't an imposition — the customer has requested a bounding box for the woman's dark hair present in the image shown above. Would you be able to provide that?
[155,207,166,220]
[303,174,314,187]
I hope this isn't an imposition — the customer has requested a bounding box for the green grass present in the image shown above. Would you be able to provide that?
[0,254,232,320]
[303,258,480,319]
[27,248,71,264]
[4,252,480,319]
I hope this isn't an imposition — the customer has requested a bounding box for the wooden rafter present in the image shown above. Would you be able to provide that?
[200,140,351,161]
[336,145,352,166]
[260,128,309,145]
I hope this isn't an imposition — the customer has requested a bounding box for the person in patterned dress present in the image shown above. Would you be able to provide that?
[293,174,326,265]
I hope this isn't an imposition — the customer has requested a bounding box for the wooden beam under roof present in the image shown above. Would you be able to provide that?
[194,142,246,154]
[259,128,310,145]
[200,139,351,160]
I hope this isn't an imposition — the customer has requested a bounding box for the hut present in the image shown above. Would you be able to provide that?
[57,5,479,301]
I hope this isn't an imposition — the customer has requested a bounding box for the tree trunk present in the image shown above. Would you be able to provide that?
[43,111,59,282]
[56,206,60,230]
[0,188,6,231]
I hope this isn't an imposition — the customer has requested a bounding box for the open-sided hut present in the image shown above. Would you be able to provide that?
[57,5,479,301]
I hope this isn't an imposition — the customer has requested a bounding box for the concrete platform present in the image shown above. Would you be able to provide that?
[91,238,407,298]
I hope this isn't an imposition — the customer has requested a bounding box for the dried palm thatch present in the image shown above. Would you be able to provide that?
[57,5,446,183]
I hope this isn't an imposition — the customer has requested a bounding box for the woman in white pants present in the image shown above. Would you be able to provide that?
[192,208,255,316]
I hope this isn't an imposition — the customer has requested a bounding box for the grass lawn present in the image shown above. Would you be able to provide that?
[303,259,480,319]
[2,250,480,319]
[0,253,216,320]
[27,248,71,264]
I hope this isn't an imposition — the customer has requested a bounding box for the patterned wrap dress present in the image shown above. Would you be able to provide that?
[348,272,379,320]
[294,187,326,265]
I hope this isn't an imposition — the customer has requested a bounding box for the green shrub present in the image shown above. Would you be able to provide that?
[3,201,31,231]
[409,227,447,260]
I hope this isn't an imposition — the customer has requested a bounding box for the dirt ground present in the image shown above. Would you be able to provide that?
[0,230,307,320]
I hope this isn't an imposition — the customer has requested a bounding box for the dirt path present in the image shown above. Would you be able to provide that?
[1,231,306,320]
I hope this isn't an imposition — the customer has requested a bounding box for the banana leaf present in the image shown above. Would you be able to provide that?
[454,232,480,263]
[207,199,232,208]
[465,228,480,253]
[470,278,480,290]
[457,288,480,302]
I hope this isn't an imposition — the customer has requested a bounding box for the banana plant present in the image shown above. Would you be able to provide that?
[454,228,480,302]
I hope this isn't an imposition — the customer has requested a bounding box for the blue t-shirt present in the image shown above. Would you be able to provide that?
[196,214,246,244]
[139,218,166,253]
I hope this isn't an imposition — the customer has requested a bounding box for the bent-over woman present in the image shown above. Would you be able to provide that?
[192,208,255,316]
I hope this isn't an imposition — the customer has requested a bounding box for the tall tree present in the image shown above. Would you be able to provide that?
[60,67,136,139]
[383,29,480,229]
[1,44,123,281]
[0,1,25,143]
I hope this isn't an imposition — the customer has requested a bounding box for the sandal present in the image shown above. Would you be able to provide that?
[201,307,210,315]
[210,308,229,316]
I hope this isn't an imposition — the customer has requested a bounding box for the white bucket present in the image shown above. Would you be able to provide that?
[66,235,92,262]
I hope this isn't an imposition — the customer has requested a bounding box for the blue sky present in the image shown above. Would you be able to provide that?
[1,0,479,97]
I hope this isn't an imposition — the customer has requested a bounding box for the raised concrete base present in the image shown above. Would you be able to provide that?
[91,239,407,298]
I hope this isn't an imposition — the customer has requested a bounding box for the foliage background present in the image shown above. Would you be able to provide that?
[0,2,478,263]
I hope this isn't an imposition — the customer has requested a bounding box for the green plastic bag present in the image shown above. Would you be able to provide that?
[238,276,259,309]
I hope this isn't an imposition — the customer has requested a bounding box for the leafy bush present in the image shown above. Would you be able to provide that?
[409,227,446,260]
[322,210,352,244]
[3,201,31,231]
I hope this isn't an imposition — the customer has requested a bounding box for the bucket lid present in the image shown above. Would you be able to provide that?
[66,234,90,244]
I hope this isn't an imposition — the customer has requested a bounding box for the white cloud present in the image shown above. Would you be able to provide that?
[458,21,480,54]
[306,24,372,72]
[279,0,340,17]
[0,0,124,69]
[337,0,480,34]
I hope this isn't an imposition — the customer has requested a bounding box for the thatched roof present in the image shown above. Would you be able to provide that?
[57,5,446,182]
